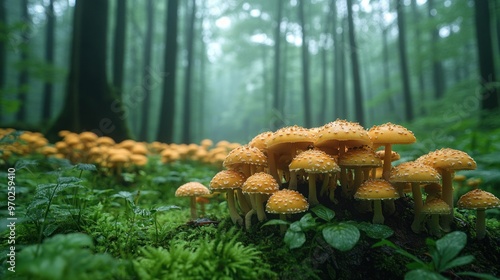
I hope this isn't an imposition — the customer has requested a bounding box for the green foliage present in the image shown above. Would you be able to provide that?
[16,233,120,280]
[263,205,394,251]
[373,231,499,280]
[133,229,276,279]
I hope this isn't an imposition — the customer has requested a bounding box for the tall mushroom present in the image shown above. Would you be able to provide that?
[416,148,476,231]
[289,149,340,205]
[368,122,416,181]
[389,161,441,233]
[175,182,211,220]
[338,146,381,197]
[209,170,246,226]
[242,172,279,229]
[457,189,500,239]
[421,198,451,237]
[354,179,399,224]
[266,189,309,234]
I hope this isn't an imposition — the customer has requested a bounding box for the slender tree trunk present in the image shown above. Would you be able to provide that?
[42,0,55,122]
[112,0,126,98]
[411,0,425,115]
[381,26,398,120]
[396,0,414,121]
[362,55,373,124]
[128,0,142,136]
[272,0,283,130]
[139,0,154,141]
[0,0,6,122]
[181,0,196,143]
[320,2,332,125]
[197,1,206,139]
[16,0,29,122]
[346,0,364,125]
[48,0,129,141]
[428,0,445,99]
[474,0,498,117]
[298,0,312,127]
[280,21,288,119]
[157,0,179,143]
[332,1,345,120]
[338,18,348,120]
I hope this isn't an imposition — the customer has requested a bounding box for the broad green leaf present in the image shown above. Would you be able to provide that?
[434,231,467,271]
[322,223,360,251]
[456,271,500,280]
[405,269,448,280]
[311,205,335,222]
[154,205,181,212]
[440,255,474,271]
[284,230,306,249]
[298,213,316,230]
[356,222,394,239]
[289,221,302,232]
[261,219,290,227]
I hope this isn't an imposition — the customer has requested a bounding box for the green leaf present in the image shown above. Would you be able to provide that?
[298,213,316,230]
[456,271,500,280]
[289,221,302,232]
[15,159,38,170]
[372,239,426,265]
[261,219,290,227]
[405,269,448,280]
[434,231,467,272]
[154,205,181,212]
[284,230,306,249]
[356,222,394,239]
[311,204,335,222]
[74,163,97,172]
[322,223,360,251]
[440,255,474,271]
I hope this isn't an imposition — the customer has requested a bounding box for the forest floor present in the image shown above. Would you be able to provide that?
[1,154,500,280]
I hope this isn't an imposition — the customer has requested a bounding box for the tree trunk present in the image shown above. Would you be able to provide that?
[346,0,364,126]
[411,0,426,115]
[0,0,6,122]
[474,0,498,116]
[298,0,312,128]
[428,0,445,99]
[42,0,55,122]
[48,0,129,141]
[112,0,126,98]
[338,18,348,120]
[396,0,414,121]
[381,26,398,120]
[272,0,283,130]
[139,0,154,141]
[181,0,196,143]
[157,0,179,143]
[320,2,332,125]
[16,0,29,122]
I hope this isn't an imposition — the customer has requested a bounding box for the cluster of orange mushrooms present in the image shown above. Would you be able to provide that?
[175,120,500,239]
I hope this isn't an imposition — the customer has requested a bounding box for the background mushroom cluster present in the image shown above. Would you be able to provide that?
[182,119,500,239]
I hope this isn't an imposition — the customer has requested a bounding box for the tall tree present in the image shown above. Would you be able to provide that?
[181,0,196,143]
[48,0,129,141]
[381,17,398,120]
[298,0,312,128]
[320,2,332,124]
[474,0,498,117]
[16,0,29,122]
[271,0,283,130]
[396,0,413,121]
[139,0,154,141]
[346,0,364,125]
[428,0,445,99]
[42,0,55,122]
[411,0,426,115]
[157,0,179,143]
[0,0,6,122]
[112,0,126,98]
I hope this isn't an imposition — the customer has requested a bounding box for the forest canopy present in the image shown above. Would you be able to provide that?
[0,0,498,144]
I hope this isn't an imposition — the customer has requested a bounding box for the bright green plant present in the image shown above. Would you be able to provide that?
[263,205,394,250]
[373,231,499,280]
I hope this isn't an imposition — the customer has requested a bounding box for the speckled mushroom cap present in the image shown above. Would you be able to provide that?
[108,152,129,163]
[248,131,273,154]
[416,148,476,171]
[375,150,400,162]
[223,145,268,169]
[389,161,441,183]
[338,147,382,168]
[242,172,279,194]
[266,189,309,214]
[289,149,340,173]
[354,179,400,200]
[175,182,210,197]
[209,170,246,191]
[314,119,371,148]
[266,125,314,152]
[457,189,500,210]
[421,198,452,215]
[368,122,416,145]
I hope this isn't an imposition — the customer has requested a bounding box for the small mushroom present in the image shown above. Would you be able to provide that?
[354,179,399,224]
[242,172,279,229]
[266,189,309,234]
[209,170,246,225]
[421,198,451,237]
[457,189,500,239]
[175,182,211,220]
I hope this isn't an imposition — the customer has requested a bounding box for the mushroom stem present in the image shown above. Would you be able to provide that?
[289,170,298,190]
[268,151,281,186]
[227,189,243,225]
[279,213,287,235]
[440,169,453,232]
[245,209,256,230]
[476,209,486,239]
[236,189,252,215]
[190,196,197,220]
[255,194,267,222]
[428,214,442,237]
[382,144,392,181]
[320,174,330,196]
[328,176,337,203]
[351,168,363,196]
[411,182,424,233]
[308,173,319,205]
[372,200,385,224]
